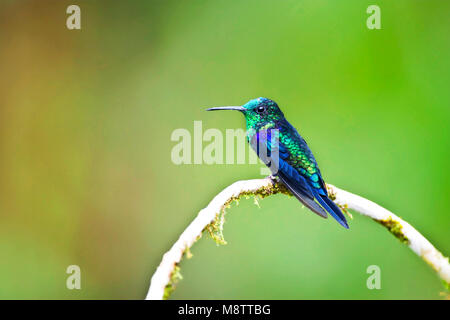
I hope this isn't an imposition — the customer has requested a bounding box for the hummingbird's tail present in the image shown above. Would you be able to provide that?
[314,192,349,229]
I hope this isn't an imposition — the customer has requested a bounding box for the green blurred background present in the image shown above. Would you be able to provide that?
[0,0,448,299]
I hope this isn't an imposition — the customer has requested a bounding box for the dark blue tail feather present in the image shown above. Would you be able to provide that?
[319,196,349,229]
[312,188,349,229]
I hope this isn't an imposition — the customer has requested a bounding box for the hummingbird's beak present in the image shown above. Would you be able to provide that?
[206,106,246,112]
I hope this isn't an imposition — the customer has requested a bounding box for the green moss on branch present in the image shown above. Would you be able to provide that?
[206,179,290,245]
[376,217,409,244]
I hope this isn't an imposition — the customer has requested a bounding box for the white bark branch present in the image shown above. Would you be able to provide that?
[146,177,449,300]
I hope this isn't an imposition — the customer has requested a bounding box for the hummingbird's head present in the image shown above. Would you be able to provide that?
[207,97,284,128]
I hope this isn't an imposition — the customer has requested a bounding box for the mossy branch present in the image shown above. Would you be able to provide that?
[146,177,449,300]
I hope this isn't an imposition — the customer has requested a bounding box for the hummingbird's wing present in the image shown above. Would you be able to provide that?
[279,123,349,229]
[253,127,349,228]
[251,130,328,218]
[277,161,328,219]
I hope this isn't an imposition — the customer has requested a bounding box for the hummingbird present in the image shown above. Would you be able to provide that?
[207,97,349,229]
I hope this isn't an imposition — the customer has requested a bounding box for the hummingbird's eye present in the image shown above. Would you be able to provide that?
[256,106,265,113]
